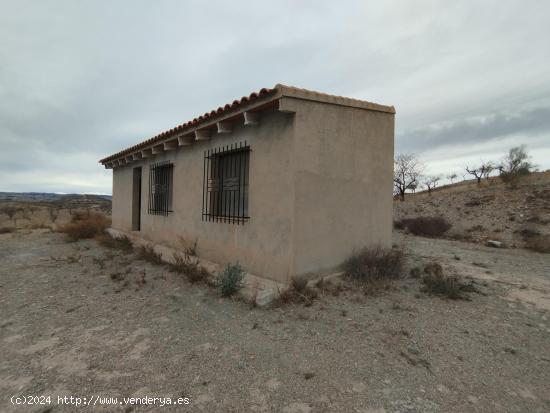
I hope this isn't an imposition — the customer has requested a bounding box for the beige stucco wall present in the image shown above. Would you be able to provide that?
[112,110,296,283]
[286,98,394,276]
[110,99,394,283]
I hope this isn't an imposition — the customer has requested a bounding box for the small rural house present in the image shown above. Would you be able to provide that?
[100,84,395,284]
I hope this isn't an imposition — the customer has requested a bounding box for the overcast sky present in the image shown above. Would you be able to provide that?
[1,0,549,194]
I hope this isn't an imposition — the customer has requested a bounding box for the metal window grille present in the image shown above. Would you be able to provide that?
[148,161,173,215]
[202,141,250,224]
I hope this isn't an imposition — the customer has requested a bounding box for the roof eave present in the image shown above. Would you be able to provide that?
[99,84,395,166]
[99,88,281,164]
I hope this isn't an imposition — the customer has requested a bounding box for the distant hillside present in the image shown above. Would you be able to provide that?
[0,192,111,211]
[0,192,112,231]
[394,171,550,249]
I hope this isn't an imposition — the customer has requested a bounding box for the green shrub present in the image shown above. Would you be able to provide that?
[216,263,245,297]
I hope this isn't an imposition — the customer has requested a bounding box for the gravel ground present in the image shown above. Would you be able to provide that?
[1,230,549,412]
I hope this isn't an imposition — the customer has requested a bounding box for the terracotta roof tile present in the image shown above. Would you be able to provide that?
[99,84,395,164]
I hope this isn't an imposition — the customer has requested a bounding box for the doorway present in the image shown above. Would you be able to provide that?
[132,167,142,231]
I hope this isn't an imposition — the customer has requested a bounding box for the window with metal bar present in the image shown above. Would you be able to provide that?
[148,161,173,215]
[202,141,250,224]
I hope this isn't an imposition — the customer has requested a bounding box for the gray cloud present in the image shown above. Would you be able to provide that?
[1,0,549,193]
[398,104,550,153]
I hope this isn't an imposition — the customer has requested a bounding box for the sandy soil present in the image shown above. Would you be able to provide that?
[1,230,549,412]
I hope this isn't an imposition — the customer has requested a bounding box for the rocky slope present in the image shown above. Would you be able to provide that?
[394,171,550,249]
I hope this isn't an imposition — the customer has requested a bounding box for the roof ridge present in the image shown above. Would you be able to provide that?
[274,83,395,113]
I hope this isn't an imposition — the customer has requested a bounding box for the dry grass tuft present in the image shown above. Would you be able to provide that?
[343,246,404,291]
[95,233,134,253]
[30,222,51,230]
[515,225,550,253]
[418,262,484,300]
[137,245,163,265]
[394,216,451,237]
[315,277,344,297]
[58,212,110,241]
[420,263,462,299]
[110,271,125,281]
[277,275,319,306]
[409,266,422,279]
[525,234,550,253]
[291,275,309,293]
[172,252,210,283]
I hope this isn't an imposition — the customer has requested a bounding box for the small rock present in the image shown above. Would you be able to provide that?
[467,395,479,404]
[316,395,330,405]
[266,378,281,390]
[407,345,420,355]
[504,347,517,355]
[518,388,537,400]
[283,402,312,413]
[352,382,367,393]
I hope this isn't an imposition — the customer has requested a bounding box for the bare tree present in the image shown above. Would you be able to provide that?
[465,164,491,186]
[48,207,60,223]
[447,173,457,184]
[0,206,22,225]
[498,145,535,188]
[394,154,423,201]
[483,162,495,180]
[423,176,440,194]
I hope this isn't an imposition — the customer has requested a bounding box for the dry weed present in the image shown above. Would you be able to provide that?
[58,212,110,241]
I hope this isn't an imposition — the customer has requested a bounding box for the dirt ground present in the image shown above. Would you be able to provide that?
[1,230,549,412]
